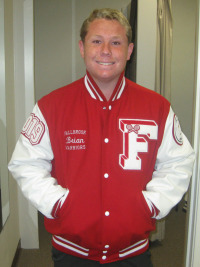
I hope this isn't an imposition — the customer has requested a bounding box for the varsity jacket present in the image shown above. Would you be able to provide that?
[8,72,195,264]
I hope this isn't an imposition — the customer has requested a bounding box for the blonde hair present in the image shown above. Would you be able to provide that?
[80,8,132,43]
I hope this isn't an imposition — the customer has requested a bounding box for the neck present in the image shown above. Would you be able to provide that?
[94,79,118,101]
[86,71,125,102]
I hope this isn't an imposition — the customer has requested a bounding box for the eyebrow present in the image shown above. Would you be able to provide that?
[91,35,123,39]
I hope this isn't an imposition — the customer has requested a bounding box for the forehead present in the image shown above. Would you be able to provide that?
[86,18,127,38]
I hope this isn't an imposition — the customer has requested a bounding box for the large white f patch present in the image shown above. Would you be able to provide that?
[119,119,158,170]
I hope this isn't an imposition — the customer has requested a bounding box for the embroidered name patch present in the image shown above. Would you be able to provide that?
[64,130,86,150]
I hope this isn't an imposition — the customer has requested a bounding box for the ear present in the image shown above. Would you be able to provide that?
[79,40,85,58]
[127,43,134,60]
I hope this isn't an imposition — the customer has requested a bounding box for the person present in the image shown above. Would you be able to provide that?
[8,8,195,267]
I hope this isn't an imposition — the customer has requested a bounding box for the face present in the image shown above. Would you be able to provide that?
[79,19,134,85]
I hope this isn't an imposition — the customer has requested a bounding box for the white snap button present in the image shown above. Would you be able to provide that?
[105,211,110,216]
[102,255,107,260]
[105,245,109,249]
[109,105,112,110]
[104,173,109,178]
[103,251,107,254]
[103,107,106,110]
[104,138,109,143]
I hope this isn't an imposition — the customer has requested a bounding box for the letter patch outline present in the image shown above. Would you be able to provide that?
[21,113,45,145]
[119,119,158,170]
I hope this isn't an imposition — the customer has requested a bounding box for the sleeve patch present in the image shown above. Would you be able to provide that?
[172,115,183,146]
[21,113,45,145]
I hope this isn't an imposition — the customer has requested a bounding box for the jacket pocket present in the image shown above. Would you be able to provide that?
[141,191,159,218]
[52,190,69,218]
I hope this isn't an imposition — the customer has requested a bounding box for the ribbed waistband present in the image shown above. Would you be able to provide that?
[52,235,149,263]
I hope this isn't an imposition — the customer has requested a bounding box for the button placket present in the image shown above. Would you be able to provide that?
[102,244,110,260]
[101,103,112,258]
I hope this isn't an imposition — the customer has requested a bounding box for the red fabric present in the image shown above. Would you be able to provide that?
[38,74,170,263]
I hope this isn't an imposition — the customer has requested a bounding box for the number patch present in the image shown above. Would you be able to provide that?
[21,113,45,145]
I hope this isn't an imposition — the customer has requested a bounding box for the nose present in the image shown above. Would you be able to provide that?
[101,42,111,56]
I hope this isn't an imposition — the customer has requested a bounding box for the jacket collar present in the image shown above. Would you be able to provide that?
[84,71,126,102]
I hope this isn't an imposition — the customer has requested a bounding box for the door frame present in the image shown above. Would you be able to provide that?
[13,0,38,249]
[185,1,200,266]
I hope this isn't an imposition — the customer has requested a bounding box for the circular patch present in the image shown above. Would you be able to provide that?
[173,115,183,145]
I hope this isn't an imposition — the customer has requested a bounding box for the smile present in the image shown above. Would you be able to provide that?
[97,62,114,66]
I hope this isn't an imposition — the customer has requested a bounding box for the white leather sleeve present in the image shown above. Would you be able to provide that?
[142,107,195,219]
[8,103,69,219]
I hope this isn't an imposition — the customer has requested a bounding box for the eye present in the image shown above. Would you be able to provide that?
[92,40,101,44]
[112,41,121,46]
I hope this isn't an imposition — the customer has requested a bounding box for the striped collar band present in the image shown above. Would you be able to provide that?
[84,72,126,102]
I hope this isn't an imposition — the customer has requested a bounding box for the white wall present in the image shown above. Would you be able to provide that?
[0,0,20,266]
[0,0,10,226]
[34,0,73,101]
[34,0,131,101]
[136,0,157,89]
[171,0,196,142]
[13,0,38,249]
[186,2,200,265]
[136,0,195,143]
